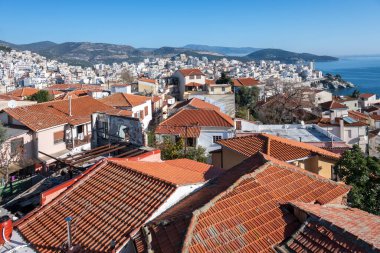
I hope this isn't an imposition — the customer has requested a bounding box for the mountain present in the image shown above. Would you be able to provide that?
[246,49,338,63]
[0,40,338,66]
[184,44,261,56]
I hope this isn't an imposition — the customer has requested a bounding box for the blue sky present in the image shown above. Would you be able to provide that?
[1,0,380,55]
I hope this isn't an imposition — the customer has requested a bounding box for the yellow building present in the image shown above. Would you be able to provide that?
[212,133,341,180]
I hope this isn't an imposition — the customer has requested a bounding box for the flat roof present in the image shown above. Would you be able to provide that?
[238,124,342,143]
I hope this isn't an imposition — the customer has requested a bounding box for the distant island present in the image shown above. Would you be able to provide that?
[0,40,338,67]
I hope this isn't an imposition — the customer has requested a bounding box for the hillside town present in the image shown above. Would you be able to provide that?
[0,47,379,253]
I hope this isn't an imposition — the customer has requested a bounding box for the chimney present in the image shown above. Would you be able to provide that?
[65,217,73,250]
[68,96,72,117]
[339,118,344,140]
[299,137,302,142]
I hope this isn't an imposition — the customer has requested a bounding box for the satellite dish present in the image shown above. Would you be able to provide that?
[8,100,16,109]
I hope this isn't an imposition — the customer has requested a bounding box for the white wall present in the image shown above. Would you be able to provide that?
[197,127,235,153]
[131,99,152,131]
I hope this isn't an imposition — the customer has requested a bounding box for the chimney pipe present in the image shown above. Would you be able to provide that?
[69,95,72,117]
[65,217,73,250]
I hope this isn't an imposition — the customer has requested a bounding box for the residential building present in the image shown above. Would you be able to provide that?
[131,153,353,253]
[155,108,235,153]
[320,100,348,120]
[334,95,359,110]
[312,89,333,105]
[235,122,349,154]
[212,133,340,179]
[6,87,39,100]
[100,93,152,130]
[12,151,223,253]
[0,96,113,164]
[170,97,220,116]
[138,77,158,95]
[0,94,36,111]
[318,117,368,152]
[359,93,377,108]
[110,84,131,94]
[172,68,205,100]
[232,77,263,96]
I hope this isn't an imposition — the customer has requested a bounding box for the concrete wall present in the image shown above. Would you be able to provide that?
[219,147,248,170]
[188,94,236,118]
[315,91,332,105]
[138,81,158,95]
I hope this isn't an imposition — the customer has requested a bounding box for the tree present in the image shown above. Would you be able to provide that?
[158,137,208,162]
[335,145,380,215]
[120,69,134,84]
[351,89,360,98]
[28,90,53,103]
[216,72,233,84]
[235,86,259,110]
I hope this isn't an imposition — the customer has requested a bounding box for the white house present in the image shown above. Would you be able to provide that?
[100,93,152,130]
[111,84,131,94]
[359,93,377,108]
[155,108,235,154]
[172,69,205,100]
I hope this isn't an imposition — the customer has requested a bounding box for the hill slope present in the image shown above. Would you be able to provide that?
[246,48,338,62]
[184,44,261,56]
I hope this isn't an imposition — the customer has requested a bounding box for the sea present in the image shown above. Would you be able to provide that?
[315,56,380,96]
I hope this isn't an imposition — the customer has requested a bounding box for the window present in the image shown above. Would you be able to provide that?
[101,121,109,139]
[190,75,195,79]
[11,138,24,156]
[346,130,352,138]
[222,87,225,92]
[54,131,64,144]
[331,165,338,181]
[196,75,201,79]
[213,135,222,143]
[144,106,149,116]
[186,138,196,147]
[236,120,242,130]
[140,110,144,119]
[211,87,214,92]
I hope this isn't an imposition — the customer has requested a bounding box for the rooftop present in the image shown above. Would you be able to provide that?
[4,96,113,131]
[218,133,340,161]
[237,124,342,143]
[7,87,39,98]
[359,93,376,99]
[178,68,204,76]
[173,98,220,111]
[15,156,220,252]
[278,201,380,252]
[100,93,151,107]
[232,77,260,87]
[132,153,350,253]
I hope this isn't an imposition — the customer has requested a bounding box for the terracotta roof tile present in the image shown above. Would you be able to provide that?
[155,109,233,137]
[4,96,113,131]
[46,83,104,92]
[359,93,376,99]
[178,68,204,76]
[185,82,203,87]
[173,98,220,111]
[279,201,380,252]
[15,158,179,253]
[138,78,156,84]
[7,87,39,98]
[218,133,340,161]
[232,78,260,87]
[110,158,223,185]
[133,153,350,253]
[320,101,348,110]
[100,93,150,107]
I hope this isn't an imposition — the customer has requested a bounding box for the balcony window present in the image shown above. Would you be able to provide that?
[54,131,64,144]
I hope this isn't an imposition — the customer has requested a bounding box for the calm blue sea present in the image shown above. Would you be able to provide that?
[316,56,380,96]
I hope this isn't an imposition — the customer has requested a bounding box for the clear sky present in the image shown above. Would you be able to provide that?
[1,0,380,56]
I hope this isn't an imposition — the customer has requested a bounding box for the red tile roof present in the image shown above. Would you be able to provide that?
[185,82,203,87]
[218,133,340,161]
[4,96,113,131]
[178,68,204,76]
[155,109,234,137]
[100,93,150,107]
[111,158,223,185]
[232,77,260,87]
[0,94,22,101]
[7,87,39,98]
[348,110,370,122]
[279,201,380,252]
[173,98,220,111]
[138,78,156,84]
[318,117,368,127]
[132,153,350,253]
[359,93,376,99]
[320,100,348,110]
[46,83,104,92]
[14,158,179,253]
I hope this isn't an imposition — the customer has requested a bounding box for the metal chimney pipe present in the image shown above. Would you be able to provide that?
[65,217,73,249]
[68,95,72,117]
